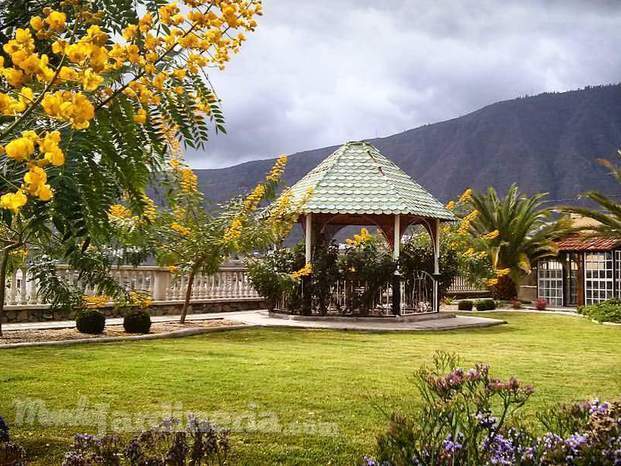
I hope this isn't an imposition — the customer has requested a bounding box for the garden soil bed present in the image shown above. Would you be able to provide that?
[0,319,239,345]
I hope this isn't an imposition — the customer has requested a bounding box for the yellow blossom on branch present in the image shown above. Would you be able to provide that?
[108,203,132,219]
[223,217,243,244]
[345,227,372,247]
[266,154,287,183]
[83,295,110,308]
[483,229,500,240]
[459,188,473,204]
[0,190,27,213]
[291,263,312,279]
[171,222,191,237]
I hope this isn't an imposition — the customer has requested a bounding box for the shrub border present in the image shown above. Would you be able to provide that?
[0,324,253,350]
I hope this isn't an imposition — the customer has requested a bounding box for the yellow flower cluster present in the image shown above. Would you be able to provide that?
[459,188,473,204]
[0,130,64,212]
[142,194,157,222]
[129,291,153,309]
[446,200,456,211]
[458,209,479,234]
[266,155,287,182]
[2,28,55,85]
[0,191,27,214]
[486,278,499,287]
[291,263,313,279]
[171,222,191,237]
[346,228,372,247]
[83,294,110,308]
[463,247,487,260]
[223,217,243,244]
[482,229,500,240]
[41,91,95,129]
[180,168,198,193]
[495,267,511,277]
[243,184,266,212]
[23,165,53,201]
[108,203,132,219]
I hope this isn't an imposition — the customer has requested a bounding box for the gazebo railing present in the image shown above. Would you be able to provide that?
[277,270,436,316]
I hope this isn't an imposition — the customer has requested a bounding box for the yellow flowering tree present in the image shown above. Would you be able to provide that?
[451,184,569,300]
[0,0,262,333]
[110,147,309,323]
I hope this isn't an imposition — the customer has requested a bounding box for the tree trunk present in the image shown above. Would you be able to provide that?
[179,268,197,324]
[0,250,9,336]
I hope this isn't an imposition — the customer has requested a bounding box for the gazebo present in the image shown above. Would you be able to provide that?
[288,141,455,315]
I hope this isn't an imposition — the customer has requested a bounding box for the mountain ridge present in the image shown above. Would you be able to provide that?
[195,84,621,206]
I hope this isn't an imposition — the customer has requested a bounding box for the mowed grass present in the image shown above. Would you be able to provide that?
[1,312,620,465]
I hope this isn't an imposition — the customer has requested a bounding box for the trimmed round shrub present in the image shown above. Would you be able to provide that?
[76,309,106,334]
[457,300,474,311]
[123,309,151,333]
[475,299,496,311]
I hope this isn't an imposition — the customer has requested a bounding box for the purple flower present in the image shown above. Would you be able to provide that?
[476,411,497,429]
[589,399,609,415]
[565,433,587,453]
[443,434,463,455]
[482,434,515,465]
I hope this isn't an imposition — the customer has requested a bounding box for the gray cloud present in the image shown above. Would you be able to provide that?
[186,0,621,168]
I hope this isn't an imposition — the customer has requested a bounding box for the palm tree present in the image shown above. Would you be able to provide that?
[562,151,621,238]
[465,184,568,299]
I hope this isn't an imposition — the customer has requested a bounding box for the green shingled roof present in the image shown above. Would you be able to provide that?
[289,141,455,220]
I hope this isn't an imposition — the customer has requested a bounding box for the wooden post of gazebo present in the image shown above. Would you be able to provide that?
[284,140,455,316]
[433,218,441,313]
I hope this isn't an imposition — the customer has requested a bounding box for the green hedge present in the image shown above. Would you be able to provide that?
[475,299,496,311]
[578,299,621,323]
[457,300,473,311]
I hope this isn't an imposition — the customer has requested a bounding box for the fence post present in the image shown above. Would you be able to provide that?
[152,269,171,301]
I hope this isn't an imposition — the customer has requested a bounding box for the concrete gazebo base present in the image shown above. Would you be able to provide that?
[268,310,456,323]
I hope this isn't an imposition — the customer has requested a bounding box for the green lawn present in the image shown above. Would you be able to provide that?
[1,312,620,465]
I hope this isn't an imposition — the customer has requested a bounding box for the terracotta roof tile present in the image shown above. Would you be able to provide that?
[557,235,621,251]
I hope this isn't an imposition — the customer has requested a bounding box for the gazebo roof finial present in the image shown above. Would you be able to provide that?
[289,140,454,220]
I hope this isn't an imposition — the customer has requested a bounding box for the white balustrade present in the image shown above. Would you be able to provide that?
[2,264,261,308]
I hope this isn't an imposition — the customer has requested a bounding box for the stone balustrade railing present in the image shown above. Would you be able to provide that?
[3,263,261,308]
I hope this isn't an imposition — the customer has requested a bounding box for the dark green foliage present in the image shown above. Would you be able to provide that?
[475,299,496,311]
[457,300,473,311]
[123,309,151,333]
[76,309,106,334]
[338,237,396,315]
[307,242,340,315]
[578,299,621,323]
[246,246,303,311]
[563,150,621,240]
[399,233,460,299]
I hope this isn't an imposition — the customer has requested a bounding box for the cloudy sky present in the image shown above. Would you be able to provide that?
[188,0,621,169]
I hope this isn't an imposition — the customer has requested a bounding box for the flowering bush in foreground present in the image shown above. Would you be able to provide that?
[364,353,620,465]
[0,415,27,466]
[62,416,229,465]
